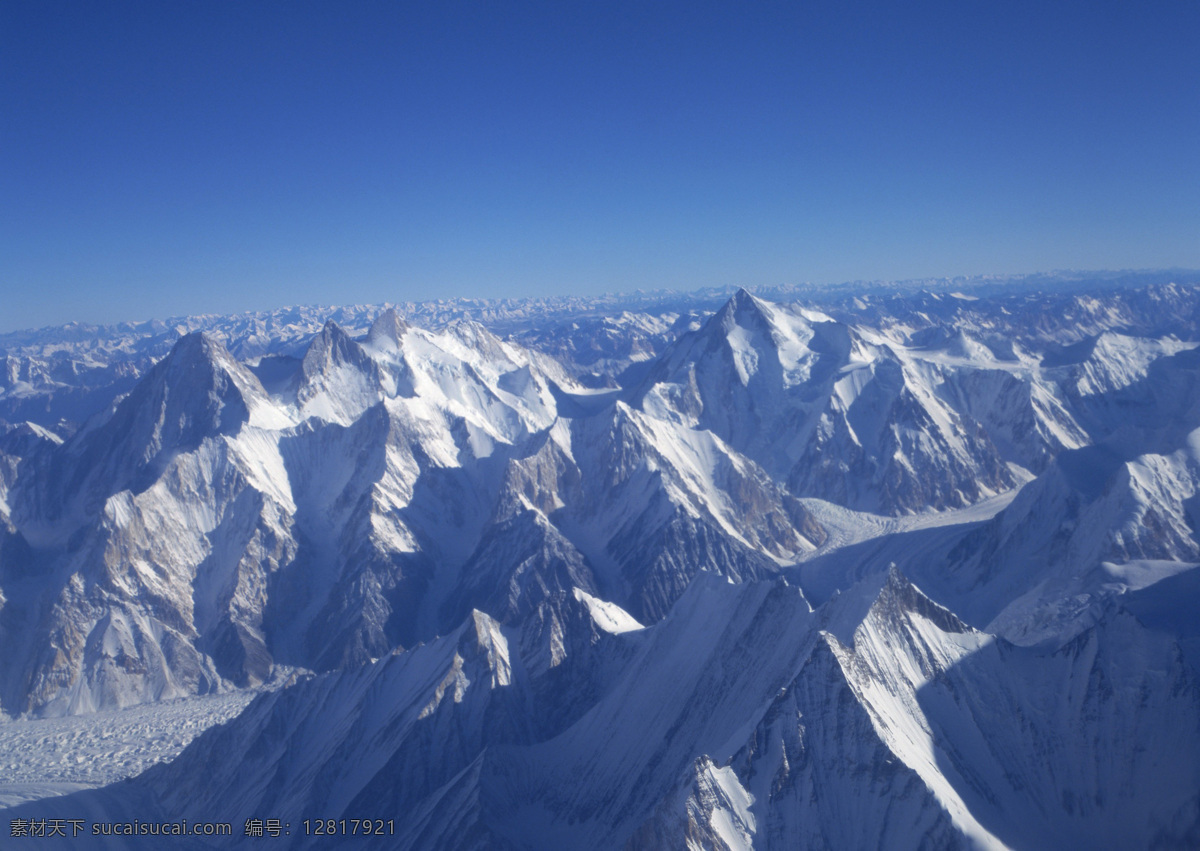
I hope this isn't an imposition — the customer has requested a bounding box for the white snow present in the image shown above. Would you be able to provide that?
[0,691,258,808]
[572,588,644,634]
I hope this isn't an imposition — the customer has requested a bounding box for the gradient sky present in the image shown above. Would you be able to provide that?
[2,1,1198,331]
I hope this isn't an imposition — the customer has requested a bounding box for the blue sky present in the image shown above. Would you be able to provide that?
[2,1,1198,331]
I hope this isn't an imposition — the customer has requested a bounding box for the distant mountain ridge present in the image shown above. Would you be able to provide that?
[2,276,1200,848]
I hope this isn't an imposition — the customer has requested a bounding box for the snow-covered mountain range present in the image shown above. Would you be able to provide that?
[2,271,1199,848]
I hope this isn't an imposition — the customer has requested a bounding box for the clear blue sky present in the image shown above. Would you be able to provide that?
[2,1,1198,331]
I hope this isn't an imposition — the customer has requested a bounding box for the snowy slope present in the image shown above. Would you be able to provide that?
[0,301,826,716]
[635,290,1017,514]
[13,571,1195,850]
[2,280,1200,849]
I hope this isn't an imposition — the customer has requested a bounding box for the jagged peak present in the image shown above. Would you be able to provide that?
[300,320,375,379]
[444,318,512,363]
[366,309,408,350]
[730,286,756,306]
[125,331,258,418]
[307,319,353,353]
[515,589,643,679]
[571,587,644,634]
[158,330,233,373]
[131,332,287,433]
[713,288,775,333]
[456,610,513,684]
[170,328,210,353]
[468,607,503,636]
[24,329,261,521]
[819,568,973,646]
[866,566,973,636]
[0,420,63,449]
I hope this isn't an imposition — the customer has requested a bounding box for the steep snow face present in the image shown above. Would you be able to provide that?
[628,572,1200,851]
[4,276,1197,435]
[0,335,299,715]
[551,401,824,622]
[141,592,644,835]
[938,436,1200,646]
[15,333,285,534]
[4,281,1200,849]
[846,573,1200,851]
[0,304,815,716]
[924,343,1200,646]
[0,310,598,715]
[937,365,1088,472]
[636,289,1016,514]
[913,610,1200,851]
[632,641,978,851]
[570,587,642,634]
[24,571,1195,851]
[293,312,564,441]
[623,573,1003,850]
[391,321,562,446]
[1045,331,1200,398]
[296,321,387,425]
[5,285,1200,717]
[0,423,60,525]
[274,320,565,664]
[431,393,825,631]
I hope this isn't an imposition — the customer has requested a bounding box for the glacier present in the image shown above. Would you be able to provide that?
[1,271,1199,848]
